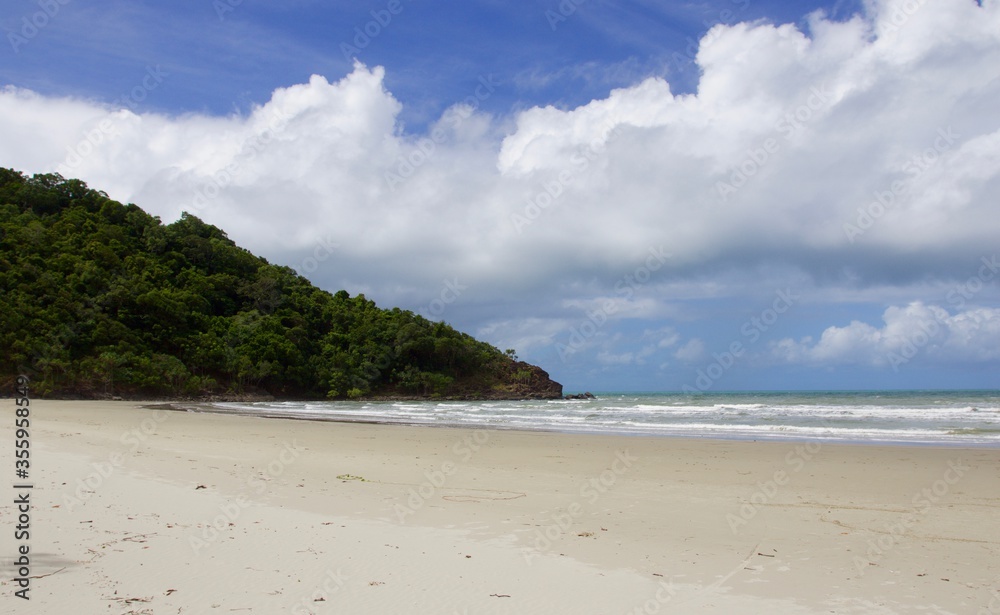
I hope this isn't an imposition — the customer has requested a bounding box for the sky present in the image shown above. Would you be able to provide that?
[1,0,999,393]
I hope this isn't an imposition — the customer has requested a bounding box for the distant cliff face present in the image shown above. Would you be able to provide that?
[366,362,563,401]
[478,361,563,400]
[508,362,564,399]
[0,169,562,401]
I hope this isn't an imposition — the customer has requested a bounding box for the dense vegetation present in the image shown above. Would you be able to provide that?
[0,169,561,400]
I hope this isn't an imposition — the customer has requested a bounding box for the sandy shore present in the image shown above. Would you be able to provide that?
[1,400,998,614]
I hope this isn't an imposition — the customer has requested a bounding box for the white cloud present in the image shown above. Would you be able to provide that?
[771,302,1000,368]
[0,0,998,315]
[596,351,635,365]
[561,296,677,321]
[642,327,681,349]
[475,317,568,354]
[595,343,658,366]
[674,338,707,363]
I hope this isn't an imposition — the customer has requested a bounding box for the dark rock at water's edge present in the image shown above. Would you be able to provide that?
[564,392,596,400]
[486,361,563,400]
[368,361,563,401]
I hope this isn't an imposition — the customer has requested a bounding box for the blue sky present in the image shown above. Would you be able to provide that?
[2,0,999,392]
[2,1,861,117]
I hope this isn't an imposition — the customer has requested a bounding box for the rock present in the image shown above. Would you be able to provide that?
[453,361,562,400]
[509,362,563,400]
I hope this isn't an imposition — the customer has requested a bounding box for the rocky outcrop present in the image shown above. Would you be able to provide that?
[516,362,563,399]
[366,360,562,401]
[479,361,563,400]
[564,392,596,400]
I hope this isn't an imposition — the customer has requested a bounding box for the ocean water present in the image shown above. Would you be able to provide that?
[210,391,1000,446]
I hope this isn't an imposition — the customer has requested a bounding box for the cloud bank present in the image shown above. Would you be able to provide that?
[771,301,1000,369]
[1,0,998,379]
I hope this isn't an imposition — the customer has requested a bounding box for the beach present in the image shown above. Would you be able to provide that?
[3,400,999,614]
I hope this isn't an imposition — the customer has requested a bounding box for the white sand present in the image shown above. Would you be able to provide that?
[2,400,998,614]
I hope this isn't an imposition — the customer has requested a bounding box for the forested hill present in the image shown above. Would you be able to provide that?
[0,169,562,400]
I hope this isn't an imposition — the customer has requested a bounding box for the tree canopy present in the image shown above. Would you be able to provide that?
[0,169,561,400]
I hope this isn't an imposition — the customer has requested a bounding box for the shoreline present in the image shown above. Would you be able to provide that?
[147,400,1000,449]
[4,400,999,613]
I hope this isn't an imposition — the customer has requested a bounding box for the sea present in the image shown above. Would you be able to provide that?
[207,390,1000,447]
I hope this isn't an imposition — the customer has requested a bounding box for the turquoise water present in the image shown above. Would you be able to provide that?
[213,390,1000,446]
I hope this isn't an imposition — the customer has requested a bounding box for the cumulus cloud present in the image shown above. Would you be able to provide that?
[675,338,708,363]
[642,327,681,349]
[1,0,999,372]
[561,296,677,321]
[596,350,637,366]
[475,318,569,354]
[771,302,1000,368]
